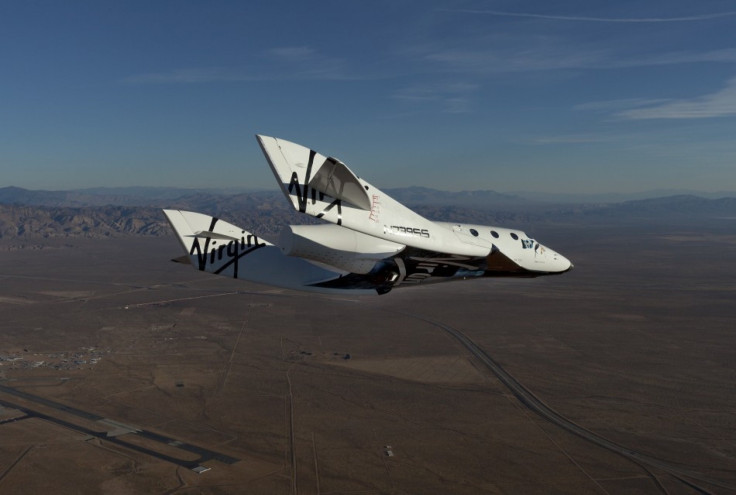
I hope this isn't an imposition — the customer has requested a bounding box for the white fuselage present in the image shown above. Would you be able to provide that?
[435,222,573,275]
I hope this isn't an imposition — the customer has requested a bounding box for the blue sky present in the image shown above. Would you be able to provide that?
[2,0,736,193]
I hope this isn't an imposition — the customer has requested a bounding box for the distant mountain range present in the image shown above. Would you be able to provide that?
[0,186,734,242]
[3,185,733,208]
[0,185,527,208]
[0,185,261,207]
[509,189,736,203]
[0,186,736,208]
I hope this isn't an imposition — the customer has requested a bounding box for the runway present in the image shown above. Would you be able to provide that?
[0,384,238,471]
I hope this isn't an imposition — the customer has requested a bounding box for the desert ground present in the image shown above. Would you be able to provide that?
[1,218,735,494]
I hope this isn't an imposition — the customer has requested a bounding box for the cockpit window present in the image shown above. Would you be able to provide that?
[510,233,519,240]
[491,231,499,238]
[469,228,478,237]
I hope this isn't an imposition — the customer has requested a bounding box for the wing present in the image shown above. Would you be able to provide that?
[257,135,491,258]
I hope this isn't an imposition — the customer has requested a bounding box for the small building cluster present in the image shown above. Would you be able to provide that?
[0,346,108,371]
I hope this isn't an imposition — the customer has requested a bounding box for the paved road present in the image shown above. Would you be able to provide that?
[402,312,732,495]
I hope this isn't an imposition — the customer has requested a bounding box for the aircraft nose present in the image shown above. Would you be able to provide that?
[550,251,573,273]
[534,243,573,274]
[560,256,574,273]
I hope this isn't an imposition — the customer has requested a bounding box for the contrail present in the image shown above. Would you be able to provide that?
[443,9,736,23]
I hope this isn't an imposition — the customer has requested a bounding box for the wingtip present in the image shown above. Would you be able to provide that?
[162,208,177,220]
[255,134,276,153]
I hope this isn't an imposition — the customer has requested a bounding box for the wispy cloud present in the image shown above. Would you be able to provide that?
[267,46,317,60]
[420,43,736,75]
[574,98,672,112]
[648,48,736,65]
[443,9,736,23]
[530,134,617,145]
[124,46,355,84]
[422,38,602,73]
[392,82,479,113]
[616,77,736,119]
[264,45,353,79]
[123,67,259,84]
[410,7,736,76]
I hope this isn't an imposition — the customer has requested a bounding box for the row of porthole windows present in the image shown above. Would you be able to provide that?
[468,228,519,241]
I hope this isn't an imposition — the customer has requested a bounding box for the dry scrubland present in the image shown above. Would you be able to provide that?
[0,218,735,494]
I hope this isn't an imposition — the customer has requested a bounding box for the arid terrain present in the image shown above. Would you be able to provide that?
[1,210,735,493]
